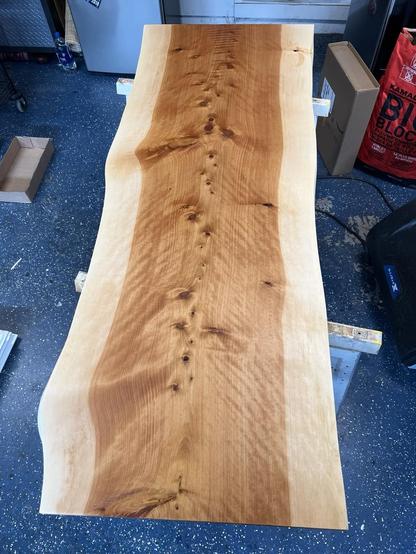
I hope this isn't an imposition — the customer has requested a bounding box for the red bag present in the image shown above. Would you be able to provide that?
[358,28,416,182]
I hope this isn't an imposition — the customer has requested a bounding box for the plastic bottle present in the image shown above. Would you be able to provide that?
[53,32,77,71]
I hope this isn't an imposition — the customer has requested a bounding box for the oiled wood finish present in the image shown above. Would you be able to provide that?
[38,24,347,528]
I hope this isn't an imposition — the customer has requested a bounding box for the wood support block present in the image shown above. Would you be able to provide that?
[74,271,87,293]
[0,330,17,372]
[328,321,382,355]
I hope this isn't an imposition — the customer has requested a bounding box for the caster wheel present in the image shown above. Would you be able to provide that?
[16,97,27,112]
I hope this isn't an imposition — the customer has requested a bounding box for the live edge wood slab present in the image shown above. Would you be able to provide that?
[38,24,347,529]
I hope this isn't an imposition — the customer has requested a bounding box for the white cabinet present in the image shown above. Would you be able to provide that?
[164,0,351,33]
[164,0,234,22]
[235,2,350,33]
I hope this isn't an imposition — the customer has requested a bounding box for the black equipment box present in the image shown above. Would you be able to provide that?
[367,199,416,368]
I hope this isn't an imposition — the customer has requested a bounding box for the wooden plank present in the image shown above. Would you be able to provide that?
[75,273,383,414]
[115,77,332,124]
[38,24,347,529]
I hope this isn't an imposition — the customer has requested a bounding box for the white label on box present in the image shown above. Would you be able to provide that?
[321,78,335,114]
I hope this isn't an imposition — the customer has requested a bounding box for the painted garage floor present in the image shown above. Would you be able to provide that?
[1,35,416,553]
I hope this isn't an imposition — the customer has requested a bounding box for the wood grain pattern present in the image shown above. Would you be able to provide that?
[38,24,347,529]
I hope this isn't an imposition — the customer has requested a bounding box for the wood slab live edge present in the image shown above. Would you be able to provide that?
[38,24,347,529]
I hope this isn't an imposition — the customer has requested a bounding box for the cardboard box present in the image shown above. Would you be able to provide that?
[0,137,54,203]
[316,42,379,176]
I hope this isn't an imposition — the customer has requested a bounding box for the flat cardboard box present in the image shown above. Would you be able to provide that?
[316,42,379,176]
[0,137,54,203]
